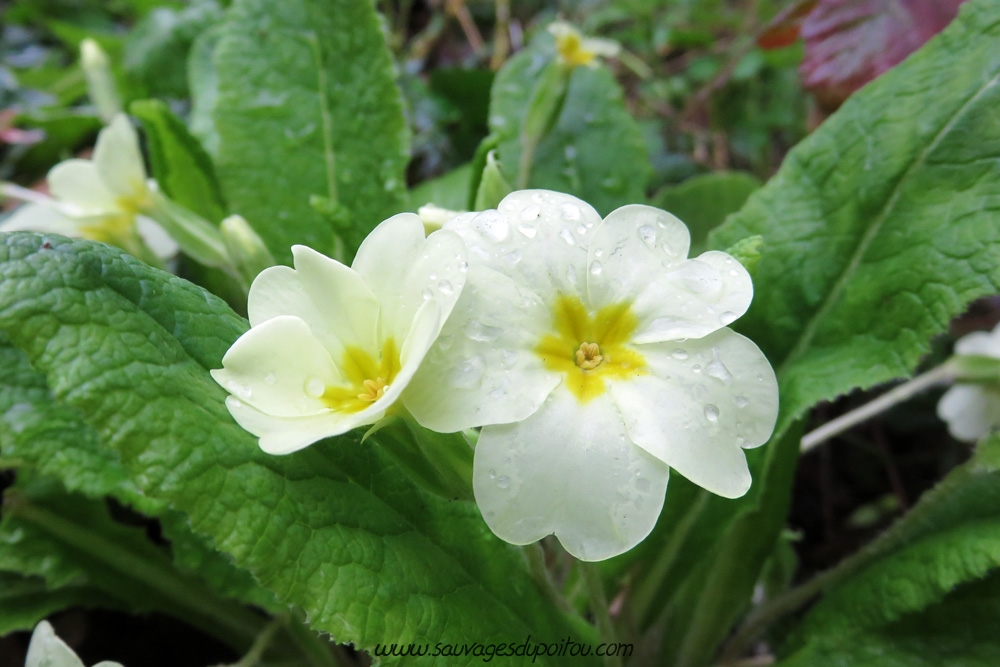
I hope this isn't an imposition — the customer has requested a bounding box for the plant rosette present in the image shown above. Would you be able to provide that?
[211,213,468,454]
[410,190,780,561]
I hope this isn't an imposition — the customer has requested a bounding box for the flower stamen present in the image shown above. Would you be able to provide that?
[358,377,389,402]
[575,342,604,370]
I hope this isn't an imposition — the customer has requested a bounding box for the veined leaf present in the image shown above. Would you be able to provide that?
[201,0,409,263]
[627,1,1000,663]
[0,234,598,666]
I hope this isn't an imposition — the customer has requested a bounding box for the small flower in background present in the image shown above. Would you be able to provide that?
[410,190,779,561]
[547,21,620,70]
[0,114,176,262]
[212,213,467,454]
[937,322,1000,442]
[25,621,123,667]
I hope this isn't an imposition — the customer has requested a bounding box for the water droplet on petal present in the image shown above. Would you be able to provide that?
[705,404,720,422]
[720,311,738,325]
[264,373,277,386]
[520,204,540,220]
[304,377,326,398]
[474,210,510,241]
[488,469,496,480]
[734,395,750,409]
[671,349,689,360]
[589,260,603,275]
[638,225,657,248]
[558,228,576,245]
[560,203,581,221]
[503,250,521,264]
[496,475,510,489]
[517,223,537,238]
[500,348,519,368]
[422,288,433,301]
[230,398,242,408]
[705,348,734,384]
[465,320,502,342]
[438,279,453,295]
[449,355,486,389]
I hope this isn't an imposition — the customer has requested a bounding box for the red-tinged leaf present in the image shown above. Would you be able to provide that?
[757,0,818,50]
[800,0,967,108]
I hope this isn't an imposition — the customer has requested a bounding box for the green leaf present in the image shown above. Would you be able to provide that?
[0,234,598,665]
[130,99,228,224]
[122,1,224,99]
[0,572,122,636]
[407,163,473,212]
[0,476,266,652]
[627,1,1000,663]
[488,34,650,215]
[202,0,409,263]
[776,570,1000,667]
[653,171,761,254]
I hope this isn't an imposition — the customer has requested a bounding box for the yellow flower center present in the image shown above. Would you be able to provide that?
[319,338,401,414]
[554,30,597,69]
[535,295,646,403]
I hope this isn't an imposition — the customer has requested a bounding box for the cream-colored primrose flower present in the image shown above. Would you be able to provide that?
[409,190,779,561]
[1,114,176,259]
[212,213,467,454]
[937,322,1000,442]
[547,21,620,69]
[26,621,124,667]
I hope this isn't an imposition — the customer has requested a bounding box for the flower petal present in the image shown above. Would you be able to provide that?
[211,315,343,418]
[955,327,1000,357]
[247,246,380,358]
[611,328,778,498]
[48,159,118,214]
[136,215,179,259]
[937,384,1000,442]
[473,390,670,561]
[93,114,149,202]
[405,262,559,432]
[1,202,82,235]
[26,621,87,667]
[351,213,467,343]
[446,190,599,302]
[225,396,382,455]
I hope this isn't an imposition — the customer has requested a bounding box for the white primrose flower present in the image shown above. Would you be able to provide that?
[547,21,620,69]
[2,114,176,259]
[937,322,1000,442]
[25,621,123,667]
[212,213,467,454]
[409,190,779,561]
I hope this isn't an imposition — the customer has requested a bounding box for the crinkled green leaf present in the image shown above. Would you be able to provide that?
[626,2,1000,663]
[489,34,650,215]
[0,234,597,666]
[130,99,228,224]
[202,0,409,263]
[776,570,1000,667]
[0,326,276,616]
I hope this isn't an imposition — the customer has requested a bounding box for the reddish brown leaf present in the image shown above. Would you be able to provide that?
[801,0,966,108]
[757,0,819,50]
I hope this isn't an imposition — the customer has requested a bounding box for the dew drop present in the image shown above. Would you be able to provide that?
[422,288,433,301]
[449,355,486,389]
[474,210,510,241]
[517,223,537,238]
[705,348,734,384]
[671,349,689,360]
[488,469,496,479]
[692,364,702,373]
[230,398,242,409]
[720,311,738,325]
[594,248,604,258]
[264,373,277,386]
[465,320,502,342]
[589,260,603,275]
[704,404,720,422]
[438,279,453,295]
[503,250,521,265]
[459,261,469,272]
[734,395,750,409]
[560,203,581,220]
[500,348,519,368]
[576,225,588,235]
[558,228,576,245]
[496,475,510,489]
[520,204,540,220]
[638,225,657,248]
[304,377,326,398]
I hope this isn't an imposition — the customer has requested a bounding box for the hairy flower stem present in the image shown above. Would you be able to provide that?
[581,561,621,667]
[800,362,958,453]
[523,542,573,614]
